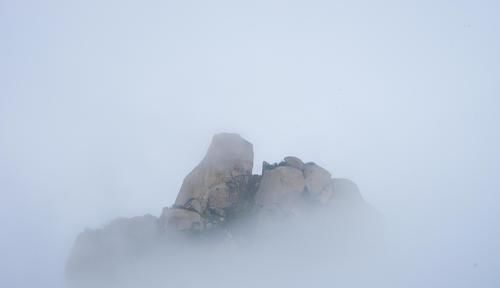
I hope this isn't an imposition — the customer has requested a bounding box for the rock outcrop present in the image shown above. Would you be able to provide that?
[255,165,305,208]
[160,133,256,231]
[66,133,374,288]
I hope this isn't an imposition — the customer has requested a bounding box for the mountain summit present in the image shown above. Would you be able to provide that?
[66,133,378,288]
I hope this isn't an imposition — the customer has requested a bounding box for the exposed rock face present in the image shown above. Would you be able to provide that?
[283,156,305,170]
[303,162,332,196]
[255,158,355,210]
[255,165,305,207]
[66,133,374,287]
[162,208,203,231]
[160,133,255,231]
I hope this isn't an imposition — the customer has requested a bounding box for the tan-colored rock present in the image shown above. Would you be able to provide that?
[66,133,374,288]
[174,133,254,214]
[303,163,332,197]
[315,182,335,204]
[164,208,203,231]
[255,166,305,207]
[283,156,305,170]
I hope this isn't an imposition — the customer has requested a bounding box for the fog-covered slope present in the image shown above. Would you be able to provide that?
[66,133,380,288]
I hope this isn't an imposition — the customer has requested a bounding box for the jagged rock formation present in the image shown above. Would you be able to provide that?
[160,133,257,231]
[66,133,373,288]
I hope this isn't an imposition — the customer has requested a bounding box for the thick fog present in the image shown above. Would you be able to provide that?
[1,0,499,287]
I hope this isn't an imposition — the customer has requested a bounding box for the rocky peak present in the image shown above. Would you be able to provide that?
[163,133,256,231]
[66,133,370,287]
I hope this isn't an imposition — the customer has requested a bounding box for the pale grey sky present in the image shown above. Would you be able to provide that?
[1,0,499,287]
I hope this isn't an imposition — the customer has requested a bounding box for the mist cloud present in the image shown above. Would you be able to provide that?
[1,0,499,287]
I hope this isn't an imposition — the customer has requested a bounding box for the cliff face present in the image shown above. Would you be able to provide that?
[66,133,378,288]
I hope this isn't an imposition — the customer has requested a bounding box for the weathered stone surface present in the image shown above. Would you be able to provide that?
[315,181,335,204]
[262,161,278,174]
[255,165,305,207]
[174,133,254,215]
[162,208,203,231]
[66,133,373,288]
[283,156,305,170]
[303,162,332,197]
